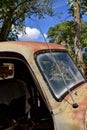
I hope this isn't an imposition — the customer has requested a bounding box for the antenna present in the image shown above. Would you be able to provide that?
[35,19,78,108]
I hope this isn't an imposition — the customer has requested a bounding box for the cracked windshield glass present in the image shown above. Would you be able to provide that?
[37,51,85,99]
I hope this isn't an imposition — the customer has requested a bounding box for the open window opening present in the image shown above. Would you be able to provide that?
[0,54,54,130]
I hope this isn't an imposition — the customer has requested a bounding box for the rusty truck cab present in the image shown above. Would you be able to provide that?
[0,41,86,130]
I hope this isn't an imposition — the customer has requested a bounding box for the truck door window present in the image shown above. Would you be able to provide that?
[36,51,85,100]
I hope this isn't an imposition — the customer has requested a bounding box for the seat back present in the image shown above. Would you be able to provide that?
[0,104,9,129]
[9,96,25,120]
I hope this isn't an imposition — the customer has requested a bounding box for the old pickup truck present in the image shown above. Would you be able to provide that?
[0,41,86,130]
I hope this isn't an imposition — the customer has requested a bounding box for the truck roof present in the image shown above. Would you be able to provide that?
[0,41,66,52]
[0,41,66,63]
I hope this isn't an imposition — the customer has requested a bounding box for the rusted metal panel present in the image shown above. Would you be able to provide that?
[52,83,87,130]
[0,41,65,52]
[0,41,87,130]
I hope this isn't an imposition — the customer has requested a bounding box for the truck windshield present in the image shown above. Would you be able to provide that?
[36,51,85,100]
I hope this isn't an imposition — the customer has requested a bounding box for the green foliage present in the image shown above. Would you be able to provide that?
[67,0,87,17]
[81,21,87,47]
[0,0,55,41]
[47,21,74,45]
[47,21,87,47]
[81,0,87,15]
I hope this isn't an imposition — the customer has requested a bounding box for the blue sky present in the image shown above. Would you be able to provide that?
[18,0,87,42]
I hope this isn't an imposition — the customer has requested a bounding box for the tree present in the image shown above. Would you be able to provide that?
[73,0,84,72]
[0,0,55,41]
[47,21,87,47]
[47,21,74,45]
[67,0,87,75]
[47,20,87,63]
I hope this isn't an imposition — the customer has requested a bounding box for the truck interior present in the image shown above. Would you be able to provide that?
[0,52,54,130]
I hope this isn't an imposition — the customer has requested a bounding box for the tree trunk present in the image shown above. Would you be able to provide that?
[0,7,13,41]
[0,19,12,41]
[73,0,85,75]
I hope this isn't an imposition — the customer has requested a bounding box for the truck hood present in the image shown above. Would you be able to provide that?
[54,82,87,130]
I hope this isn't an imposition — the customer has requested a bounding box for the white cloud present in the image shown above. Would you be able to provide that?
[18,27,41,41]
[43,33,47,39]
[12,25,48,42]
